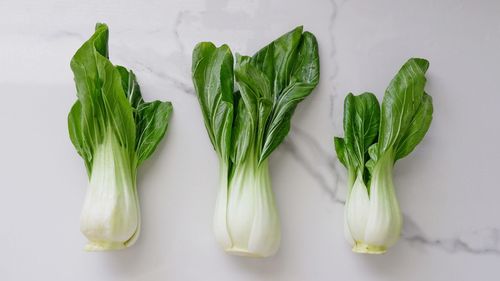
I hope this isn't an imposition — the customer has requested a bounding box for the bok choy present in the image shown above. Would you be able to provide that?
[192,26,319,257]
[68,23,173,250]
[335,58,433,254]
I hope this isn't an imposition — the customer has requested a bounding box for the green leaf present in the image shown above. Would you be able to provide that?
[378,58,432,161]
[334,137,348,168]
[116,66,144,110]
[69,23,136,174]
[233,54,273,162]
[368,143,379,163]
[394,92,433,159]
[343,92,380,171]
[68,101,92,174]
[251,26,303,92]
[135,101,173,165]
[230,93,253,165]
[68,24,108,167]
[192,42,234,161]
[258,30,320,162]
[365,143,379,175]
[114,66,173,165]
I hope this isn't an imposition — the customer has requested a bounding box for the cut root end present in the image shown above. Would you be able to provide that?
[225,247,268,258]
[352,243,387,254]
[84,241,127,251]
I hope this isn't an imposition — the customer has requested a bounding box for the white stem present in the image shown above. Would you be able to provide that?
[80,131,138,251]
[215,157,280,258]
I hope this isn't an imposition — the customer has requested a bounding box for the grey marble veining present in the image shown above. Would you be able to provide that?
[403,221,500,256]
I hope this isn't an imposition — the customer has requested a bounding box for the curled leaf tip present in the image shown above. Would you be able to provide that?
[409,57,430,72]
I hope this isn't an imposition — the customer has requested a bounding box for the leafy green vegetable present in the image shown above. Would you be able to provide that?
[192,26,320,257]
[334,92,380,187]
[68,23,173,251]
[335,58,433,254]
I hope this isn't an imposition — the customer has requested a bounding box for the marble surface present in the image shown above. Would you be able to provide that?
[1,0,499,280]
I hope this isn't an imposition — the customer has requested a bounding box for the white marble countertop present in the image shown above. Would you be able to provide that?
[1,0,499,280]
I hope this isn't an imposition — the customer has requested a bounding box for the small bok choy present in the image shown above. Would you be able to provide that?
[335,58,433,254]
[192,26,319,257]
[68,23,172,250]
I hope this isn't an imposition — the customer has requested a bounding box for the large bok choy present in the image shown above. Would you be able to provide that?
[192,26,319,257]
[335,58,433,254]
[68,23,173,250]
